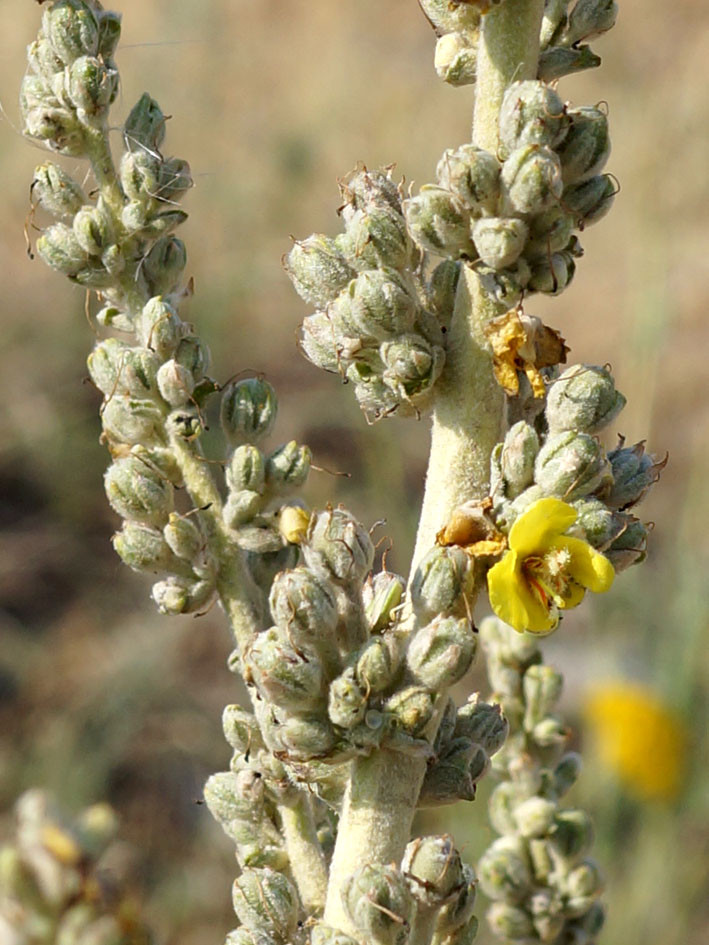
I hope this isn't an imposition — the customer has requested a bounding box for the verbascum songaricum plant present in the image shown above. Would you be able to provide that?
[6,1,668,944]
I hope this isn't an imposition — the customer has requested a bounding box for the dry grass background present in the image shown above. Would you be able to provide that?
[0,1,708,943]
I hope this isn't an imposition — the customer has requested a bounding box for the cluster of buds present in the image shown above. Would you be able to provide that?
[23,2,192,309]
[285,167,451,420]
[0,791,150,945]
[490,362,664,572]
[405,78,615,306]
[477,618,605,945]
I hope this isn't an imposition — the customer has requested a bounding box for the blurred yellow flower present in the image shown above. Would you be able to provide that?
[487,497,614,634]
[583,682,688,802]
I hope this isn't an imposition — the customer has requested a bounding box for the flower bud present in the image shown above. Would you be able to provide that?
[404,185,476,258]
[112,520,176,572]
[477,836,533,902]
[155,359,194,408]
[269,567,339,647]
[411,546,470,619]
[32,163,86,219]
[361,572,403,634]
[434,32,478,87]
[43,1,100,65]
[551,809,594,859]
[525,205,576,257]
[247,627,327,712]
[143,235,188,297]
[605,440,664,510]
[512,796,557,839]
[222,705,262,753]
[498,81,568,154]
[537,45,601,82]
[136,297,184,360]
[203,770,263,826]
[501,145,563,215]
[342,864,414,945]
[433,862,477,936]
[385,686,434,735]
[486,902,535,940]
[101,395,166,447]
[488,781,527,835]
[402,835,466,908]
[407,615,476,690]
[436,145,501,212]
[277,714,337,761]
[475,261,530,308]
[304,508,374,584]
[472,217,528,269]
[527,250,576,295]
[420,0,482,32]
[345,206,410,271]
[300,312,341,373]
[151,574,215,615]
[564,0,618,46]
[285,235,355,309]
[381,335,445,400]
[531,716,568,748]
[328,667,368,729]
[67,56,118,121]
[500,421,540,499]
[36,222,87,276]
[557,107,611,185]
[553,752,583,798]
[231,868,298,942]
[522,664,563,728]
[419,737,488,805]
[223,490,262,529]
[455,696,509,755]
[123,92,166,152]
[605,517,647,571]
[563,859,604,917]
[21,82,86,156]
[355,636,399,693]
[310,924,360,945]
[343,269,418,340]
[265,441,311,494]
[104,455,173,525]
[563,174,615,227]
[226,445,266,494]
[129,207,188,240]
[546,364,625,434]
[221,378,278,446]
[120,149,160,200]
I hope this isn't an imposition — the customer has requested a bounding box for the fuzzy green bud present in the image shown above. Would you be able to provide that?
[227,444,266,494]
[537,45,601,81]
[488,781,527,835]
[223,490,262,529]
[563,174,615,226]
[433,862,477,936]
[345,206,410,271]
[112,520,176,572]
[512,796,557,839]
[553,752,583,798]
[136,297,184,359]
[563,860,604,917]
[564,0,618,45]
[500,421,540,498]
[328,666,368,729]
[527,249,576,295]
[104,455,173,525]
[532,716,569,748]
[606,517,647,571]
[155,359,194,407]
[605,441,663,510]
[285,235,355,309]
[364,571,405,632]
[310,925,360,945]
[535,430,612,499]
[523,664,563,728]
[472,216,528,269]
[501,144,563,215]
[143,235,188,297]
[525,205,576,257]
[266,441,311,493]
[342,864,414,945]
[436,145,501,212]
[427,260,461,329]
[67,55,118,122]
[269,567,339,644]
[36,222,87,276]
[101,396,165,447]
[455,696,509,755]
[546,364,626,434]
[411,545,470,619]
[151,575,215,615]
[43,1,100,65]
[381,334,445,400]
[277,714,337,761]
[385,685,434,735]
[221,377,278,446]
[120,149,160,201]
[161,513,203,562]
[124,92,166,152]
[551,809,594,859]
[557,106,611,185]
[420,737,488,805]
[477,836,533,903]
[486,902,535,940]
[405,185,476,258]
[407,616,476,690]
[498,81,568,154]
[434,32,478,87]
[222,705,262,753]
[21,81,85,156]
[340,268,418,340]
[247,627,327,712]
[305,508,374,584]
[355,636,398,693]
[402,835,466,908]
[420,0,482,32]
[231,868,298,942]
[32,163,86,219]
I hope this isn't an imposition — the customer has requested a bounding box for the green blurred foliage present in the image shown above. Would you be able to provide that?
[0,1,707,943]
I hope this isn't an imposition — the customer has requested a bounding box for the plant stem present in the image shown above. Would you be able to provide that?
[84,125,124,218]
[279,794,329,914]
[322,2,544,936]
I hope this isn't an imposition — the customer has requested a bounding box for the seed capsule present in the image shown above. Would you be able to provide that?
[545,364,625,434]
[285,234,355,309]
[220,377,278,446]
[404,185,476,258]
[436,144,501,212]
[501,145,563,215]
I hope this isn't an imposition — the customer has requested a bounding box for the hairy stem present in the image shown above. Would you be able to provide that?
[279,794,329,914]
[322,3,544,935]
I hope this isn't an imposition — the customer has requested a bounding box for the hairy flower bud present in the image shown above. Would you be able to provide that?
[420,0,482,32]
[231,868,298,942]
[67,55,118,123]
[500,421,540,498]
[304,508,374,584]
[563,174,615,226]
[486,902,535,940]
[478,836,533,902]
[355,636,399,693]
[345,206,410,271]
[426,260,461,329]
[402,835,466,908]
[501,145,563,215]
[363,571,405,632]
[499,81,568,154]
[434,32,478,87]
[136,297,184,359]
[342,864,414,945]
[537,45,601,81]
[247,627,327,712]
[455,695,509,755]
[162,513,203,562]
[563,0,618,46]
[562,859,604,917]
[535,430,612,499]
[381,334,445,400]
[151,574,215,615]
[340,268,418,340]
[404,185,476,258]
[512,796,557,839]
[411,546,470,618]
[328,666,368,729]
[546,364,625,434]
[43,1,100,65]
[472,216,528,269]
[265,441,311,494]
[605,440,664,510]
[112,520,176,572]
[523,664,563,728]
[525,205,576,257]
[155,359,194,407]
[227,445,266,495]
[285,235,355,309]
[269,567,339,648]
[143,235,188,297]
[385,686,434,735]
[557,106,611,185]
[221,377,278,446]
[32,162,86,219]
[527,250,576,295]
[407,615,476,690]
[124,92,166,152]
[277,714,337,761]
[436,145,501,212]
[420,737,488,805]
[36,222,87,276]
[605,517,647,571]
[550,809,594,859]
[104,455,173,525]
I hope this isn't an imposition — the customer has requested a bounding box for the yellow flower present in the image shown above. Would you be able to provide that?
[487,497,614,634]
[583,681,688,802]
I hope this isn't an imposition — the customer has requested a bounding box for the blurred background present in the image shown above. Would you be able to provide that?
[0,0,707,942]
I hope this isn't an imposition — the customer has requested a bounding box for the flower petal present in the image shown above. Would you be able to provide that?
[558,579,586,611]
[554,536,615,593]
[487,551,557,634]
[508,498,578,557]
